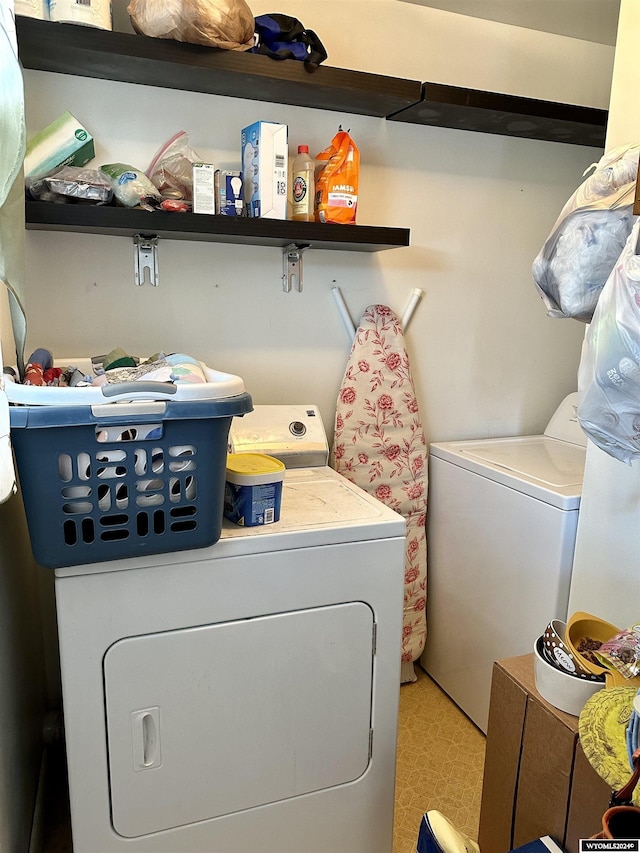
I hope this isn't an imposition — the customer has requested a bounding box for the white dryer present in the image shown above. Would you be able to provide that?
[55,407,406,853]
[419,393,587,733]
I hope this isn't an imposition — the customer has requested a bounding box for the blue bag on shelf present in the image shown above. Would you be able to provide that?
[251,14,327,72]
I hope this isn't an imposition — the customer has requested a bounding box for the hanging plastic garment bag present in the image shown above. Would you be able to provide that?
[532,144,640,322]
[578,219,640,464]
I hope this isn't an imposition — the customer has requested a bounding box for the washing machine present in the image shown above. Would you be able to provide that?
[54,405,406,853]
[419,393,587,734]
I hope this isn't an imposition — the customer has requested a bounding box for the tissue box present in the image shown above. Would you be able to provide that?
[215,170,244,216]
[24,112,95,180]
[241,122,288,219]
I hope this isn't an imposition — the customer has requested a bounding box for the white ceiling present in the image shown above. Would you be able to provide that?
[397,0,621,45]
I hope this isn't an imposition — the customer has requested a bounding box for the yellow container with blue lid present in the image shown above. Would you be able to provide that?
[224,453,285,526]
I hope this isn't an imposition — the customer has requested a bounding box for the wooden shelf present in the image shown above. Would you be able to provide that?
[388,81,607,147]
[15,16,422,119]
[17,16,605,257]
[16,16,607,149]
[25,202,410,251]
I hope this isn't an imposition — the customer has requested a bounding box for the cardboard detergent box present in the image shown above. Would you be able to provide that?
[478,655,611,853]
[241,121,287,219]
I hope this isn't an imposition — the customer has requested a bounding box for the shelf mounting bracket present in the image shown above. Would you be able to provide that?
[133,235,160,287]
[282,243,310,293]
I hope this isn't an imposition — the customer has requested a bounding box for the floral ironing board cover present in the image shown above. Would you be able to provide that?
[330,304,427,681]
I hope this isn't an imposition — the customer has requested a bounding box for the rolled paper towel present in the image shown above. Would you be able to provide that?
[49,0,112,29]
[15,0,49,19]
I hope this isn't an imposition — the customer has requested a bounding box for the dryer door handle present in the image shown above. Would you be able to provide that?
[131,707,162,770]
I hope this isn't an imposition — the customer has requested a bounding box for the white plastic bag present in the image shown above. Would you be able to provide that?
[533,144,640,323]
[100,163,162,208]
[577,218,640,463]
[127,0,255,51]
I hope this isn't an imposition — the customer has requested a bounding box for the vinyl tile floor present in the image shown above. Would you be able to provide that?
[42,666,486,853]
[392,665,486,853]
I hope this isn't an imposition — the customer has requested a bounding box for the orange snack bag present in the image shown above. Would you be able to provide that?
[315,128,359,224]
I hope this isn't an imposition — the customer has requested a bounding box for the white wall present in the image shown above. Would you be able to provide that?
[21,0,613,444]
[606,0,640,146]
[248,0,614,108]
[22,72,593,442]
[394,0,620,46]
[114,0,615,108]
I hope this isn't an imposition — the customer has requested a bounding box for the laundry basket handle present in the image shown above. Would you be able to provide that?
[100,381,178,399]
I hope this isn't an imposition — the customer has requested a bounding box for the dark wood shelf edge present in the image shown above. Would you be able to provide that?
[16,17,606,144]
[15,16,422,118]
[25,202,410,252]
[388,81,607,147]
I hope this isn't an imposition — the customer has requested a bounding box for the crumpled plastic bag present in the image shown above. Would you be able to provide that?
[146,130,203,204]
[595,624,640,680]
[577,218,640,463]
[31,166,113,203]
[532,144,640,323]
[127,0,254,51]
[100,163,162,208]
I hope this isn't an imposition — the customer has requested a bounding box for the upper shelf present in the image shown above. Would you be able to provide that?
[388,81,608,147]
[15,16,422,119]
[25,202,410,252]
[16,16,608,147]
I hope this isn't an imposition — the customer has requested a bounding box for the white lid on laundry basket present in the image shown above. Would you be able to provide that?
[5,357,246,405]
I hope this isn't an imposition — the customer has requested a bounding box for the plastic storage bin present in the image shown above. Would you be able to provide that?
[224,453,285,527]
[7,364,252,569]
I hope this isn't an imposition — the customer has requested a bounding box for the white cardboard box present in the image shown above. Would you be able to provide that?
[192,163,216,215]
[241,121,288,219]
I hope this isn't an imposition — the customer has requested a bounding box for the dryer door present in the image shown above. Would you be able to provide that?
[103,602,375,838]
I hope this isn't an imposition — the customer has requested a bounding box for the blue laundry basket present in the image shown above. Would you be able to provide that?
[10,391,252,569]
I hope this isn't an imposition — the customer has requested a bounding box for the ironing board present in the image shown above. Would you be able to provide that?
[330,304,427,683]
